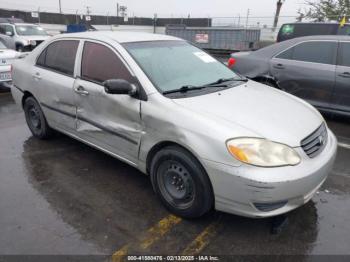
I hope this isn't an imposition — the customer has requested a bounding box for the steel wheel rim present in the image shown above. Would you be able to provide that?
[28,104,41,130]
[157,160,195,209]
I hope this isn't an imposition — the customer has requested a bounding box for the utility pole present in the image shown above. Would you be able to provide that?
[153,13,157,33]
[117,3,119,17]
[58,0,62,13]
[86,6,91,16]
[75,9,79,24]
[273,0,285,31]
[38,7,41,24]
[245,9,250,28]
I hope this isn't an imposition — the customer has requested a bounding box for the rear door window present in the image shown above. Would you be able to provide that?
[0,25,6,34]
[5,25,14,35]
[338,42,350,67]
[292,41,337,65]
[81,41,133,84]
[36,40,79,76]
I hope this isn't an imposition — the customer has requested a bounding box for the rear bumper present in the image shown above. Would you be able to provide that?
[0,65,12,83]
[202,130,337,218]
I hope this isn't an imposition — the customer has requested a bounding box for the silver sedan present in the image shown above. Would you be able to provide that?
[11,32,337,218]
[0,41,20,85]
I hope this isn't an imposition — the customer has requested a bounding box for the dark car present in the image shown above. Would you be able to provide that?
[229,35,350,116]
[277,23,350,42]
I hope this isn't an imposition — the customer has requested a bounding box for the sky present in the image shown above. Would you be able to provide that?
[0,0,307,18]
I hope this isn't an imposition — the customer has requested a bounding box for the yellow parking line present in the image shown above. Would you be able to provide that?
[181,221,221,255]
[112,214,182,261]
[140,214,182,249]
[112,245,129,262]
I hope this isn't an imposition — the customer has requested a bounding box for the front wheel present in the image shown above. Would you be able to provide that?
[150,146,214,218]
[23,97,53,139]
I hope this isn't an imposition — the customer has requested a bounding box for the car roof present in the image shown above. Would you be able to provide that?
[290,35,350,41]
[0,23,40,26]
[13,23,41,26]
[251,35,350,58]
[54,31,182,43]
[281,22,350,26]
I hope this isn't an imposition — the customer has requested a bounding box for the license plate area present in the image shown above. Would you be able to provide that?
[0,72,11,81]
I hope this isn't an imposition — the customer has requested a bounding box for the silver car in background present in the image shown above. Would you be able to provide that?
[0,22,50,52]
[0,41,20,86]
[11,32,337,218]
[229,35,350,116]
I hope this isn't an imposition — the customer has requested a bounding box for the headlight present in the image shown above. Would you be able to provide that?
[30,40,37,46]
[226,138,301,167]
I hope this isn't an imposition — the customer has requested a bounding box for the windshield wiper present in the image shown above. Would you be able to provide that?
[207,77,248,86]
[163,77,248,95]
[163,85,205,95]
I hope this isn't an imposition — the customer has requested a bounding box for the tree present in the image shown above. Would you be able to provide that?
[299,0,350,22]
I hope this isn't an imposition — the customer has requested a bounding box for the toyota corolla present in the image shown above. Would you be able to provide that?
[11,32,337,218]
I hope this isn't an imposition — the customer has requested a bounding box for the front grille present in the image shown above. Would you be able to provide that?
[301,123,328,158]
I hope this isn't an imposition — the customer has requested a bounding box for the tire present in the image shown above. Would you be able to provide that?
[259,78,279,89]
[23,96,53,139]
[150,146,214,218]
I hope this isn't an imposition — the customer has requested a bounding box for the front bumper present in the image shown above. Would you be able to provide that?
[202,130,337,218]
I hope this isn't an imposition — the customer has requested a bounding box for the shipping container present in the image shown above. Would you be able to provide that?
[166,25,261,52]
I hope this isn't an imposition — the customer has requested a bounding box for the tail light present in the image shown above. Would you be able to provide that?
[227,57,236,69]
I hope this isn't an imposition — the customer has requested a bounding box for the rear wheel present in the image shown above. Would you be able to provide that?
[150,146,214,218]
[23,96,53,139]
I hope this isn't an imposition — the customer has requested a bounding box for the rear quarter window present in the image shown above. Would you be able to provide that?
[36,40,79,76]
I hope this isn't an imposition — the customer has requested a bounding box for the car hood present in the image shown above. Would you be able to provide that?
[19,35,50,41]
[0,49,19,59]
[173,81,323,147]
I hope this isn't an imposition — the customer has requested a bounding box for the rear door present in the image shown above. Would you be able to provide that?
[74,40,142,164]
[270,40,337,109]
[33,39,79,131]
[332,42,350,112]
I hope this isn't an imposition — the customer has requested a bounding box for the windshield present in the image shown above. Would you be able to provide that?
[15,25,48,36]
[123,41,238,94]
[0,41,7,49]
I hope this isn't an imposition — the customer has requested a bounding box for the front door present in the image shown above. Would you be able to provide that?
[270,40,337,110]
[74,40,142,164]
[332,42,350,113]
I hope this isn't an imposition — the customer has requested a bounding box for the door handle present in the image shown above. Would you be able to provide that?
[74,86,89,96]
[273,63,285,69]
[32,72,42,80]
[339,72,350,78]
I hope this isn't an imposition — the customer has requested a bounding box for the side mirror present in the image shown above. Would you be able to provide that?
[5,31,13,37]
[103,79,138,96]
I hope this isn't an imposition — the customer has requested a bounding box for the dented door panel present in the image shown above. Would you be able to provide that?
[74,78,142,163]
